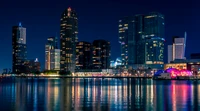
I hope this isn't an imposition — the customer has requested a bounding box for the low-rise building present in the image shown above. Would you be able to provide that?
[165,59,200,75]
[24,58,41,74]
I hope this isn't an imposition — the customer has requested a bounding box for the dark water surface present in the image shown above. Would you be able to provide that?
[0,78,199,111]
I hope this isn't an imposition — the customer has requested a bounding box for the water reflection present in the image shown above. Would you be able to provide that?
[0,78,200,111]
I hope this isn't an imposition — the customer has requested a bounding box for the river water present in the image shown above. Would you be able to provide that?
[0,78,199,111]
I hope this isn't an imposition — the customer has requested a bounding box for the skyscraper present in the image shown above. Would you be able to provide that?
[76,41,92,70]
[45,37,60,70]
[92,40,111,69]
[119,17,133,68]
[60,7,78,73]
[119,12,165,69]
[12,23,27,74]
[172,32,187,60]
[144,12,165,67]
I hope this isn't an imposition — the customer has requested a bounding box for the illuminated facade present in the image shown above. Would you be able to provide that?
[118,17,132,68]
[92,40,111,69]
[165,61,200,75]
[119,12,165,69]
[12,23,27,74]
[76,41,92,70]
[168,32,187,62]
[60,7,78,73]
[144,12,165,67]
[164,63,187,70]
[172,35,186,60]
[45,37,60,70]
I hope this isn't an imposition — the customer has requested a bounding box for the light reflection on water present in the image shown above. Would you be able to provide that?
[0,78,199,111]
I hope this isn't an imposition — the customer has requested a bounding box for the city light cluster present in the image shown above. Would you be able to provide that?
[155,68,192,78]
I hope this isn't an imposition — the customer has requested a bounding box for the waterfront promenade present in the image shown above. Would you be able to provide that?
[1,74,200,80]
[0,74,153,78]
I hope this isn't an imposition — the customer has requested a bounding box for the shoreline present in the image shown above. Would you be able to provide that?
[15,76,153,78]
[1,75,200,80]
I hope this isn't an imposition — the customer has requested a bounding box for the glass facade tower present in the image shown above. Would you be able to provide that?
[45,37,60,70]
[60,7,78,73]
[92,40,111,69]
[76,41,92,70]
[144,12,165,66]
[12,23,27,74]
[119,12,165,69]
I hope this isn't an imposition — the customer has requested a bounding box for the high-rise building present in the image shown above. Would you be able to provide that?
[119,17,134,68]
[144,12,165,67]
[60,7,78,73]
[119,12,165,69]
[168,32,187,63]
[76,41,92,70]
[92,40,111,69]
[45,37,60,70]
[172,34,186,60]
[12,23,27,74]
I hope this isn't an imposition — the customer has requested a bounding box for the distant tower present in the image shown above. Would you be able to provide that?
[169,32,187,62]
[45,37,60,70]
[12,22,27,74]
[60,7,78,73]
[76,41,92,70]
[92,40,111,69]
[172,35,186,60]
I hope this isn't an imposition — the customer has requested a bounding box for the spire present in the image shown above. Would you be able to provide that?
[68,7,71,11]
[183,31,187,59]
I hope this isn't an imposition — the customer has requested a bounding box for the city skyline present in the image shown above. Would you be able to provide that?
[0,0,198,72]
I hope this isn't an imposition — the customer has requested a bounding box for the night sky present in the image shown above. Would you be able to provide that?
[0,0,198,72]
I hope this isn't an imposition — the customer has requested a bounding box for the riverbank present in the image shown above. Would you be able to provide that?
[1,75,153,78]
[2,75,200,80]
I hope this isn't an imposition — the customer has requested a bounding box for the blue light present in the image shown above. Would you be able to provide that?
[19,22,22,27]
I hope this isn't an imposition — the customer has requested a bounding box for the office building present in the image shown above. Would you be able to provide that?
[92,40,111,69]
[76,41,92,70]
[60,7,78,73]
[45,37,60,70]
[168,32,187,62]
[119,17,134,68]
[24,58,41,74]
[119,12,165,69]
[12,23,27,74]
[144,12,165,67]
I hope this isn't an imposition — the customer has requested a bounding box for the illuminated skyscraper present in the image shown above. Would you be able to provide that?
[118,17,133,68]
[60,7,78,73]
[173,33,187,60]
[144,12,165,67]
[92,40,111,69]
[168,32,187,63]
[12,23,27,74]
[45,37,60,70]
[76,41,92,70]
[119,12,165,69]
